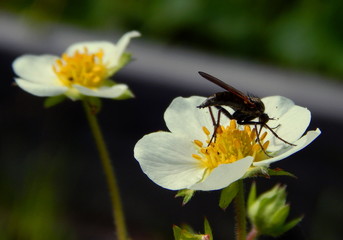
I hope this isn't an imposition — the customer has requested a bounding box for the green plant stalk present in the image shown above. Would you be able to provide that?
[233,180,247,240]
[83,101,128,240]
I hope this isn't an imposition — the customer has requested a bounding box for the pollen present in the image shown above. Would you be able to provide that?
[53,47,108,88]
[192,120,270,170]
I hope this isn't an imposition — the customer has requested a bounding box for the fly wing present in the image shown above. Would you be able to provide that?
[198,71,256,107]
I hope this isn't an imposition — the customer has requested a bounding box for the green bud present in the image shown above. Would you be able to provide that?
[173,224,211,240]
[247,183,303,237]
[173,218,213,240]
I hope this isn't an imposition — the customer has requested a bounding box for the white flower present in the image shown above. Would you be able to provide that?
[13,31,140,100]
[134,96,320,191]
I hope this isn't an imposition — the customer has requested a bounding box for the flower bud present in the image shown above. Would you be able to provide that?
[247,183,302,237]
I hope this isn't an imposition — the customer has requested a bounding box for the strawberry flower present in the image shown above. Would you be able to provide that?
[13,31,140,100]
[134,96,320,191]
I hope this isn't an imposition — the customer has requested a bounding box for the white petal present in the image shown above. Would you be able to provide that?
[190,156,254,191]
[66,41,117,67]
[15,78,67,97]
[73,84,128,98]
[65,41,112,54]
[263,96,295,118]
[114,31,141,64]
[13,55,59,84]
[253,128,321,167]
[262,96,311,151]
[164,96,228,142]
[134,131,205,190]
[65,31,140,69]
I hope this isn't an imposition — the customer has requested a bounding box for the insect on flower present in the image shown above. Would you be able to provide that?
[197,71,295,155]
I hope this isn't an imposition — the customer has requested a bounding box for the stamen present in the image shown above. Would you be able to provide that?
[202,126,210,136]
[252,144,261,153]
[193,120,270,170]
[192,154,202,160]
[229,120,237,129]
[53,47,108,88]
[244,125,252,134]
[260,131,268,141]
[262,141,269,150]
[194,140,203,148]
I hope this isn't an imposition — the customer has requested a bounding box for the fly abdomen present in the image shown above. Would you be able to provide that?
[197,95,218,108]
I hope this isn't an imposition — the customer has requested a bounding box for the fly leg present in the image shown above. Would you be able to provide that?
[208,107,221,145]
[236,119,271,157]
[238,120,296,157]
[207,106,233,145]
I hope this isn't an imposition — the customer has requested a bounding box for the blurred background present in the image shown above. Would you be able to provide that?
[1,1,343,240]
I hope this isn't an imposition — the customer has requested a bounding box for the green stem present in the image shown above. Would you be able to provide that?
[233,180,246,240]
[83,100,128,240]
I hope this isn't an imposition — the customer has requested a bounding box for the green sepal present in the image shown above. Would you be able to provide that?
[175,189,195,206]
[266,168,297,178]
[83,96,102,114]
[44,95,67,108]
[114,88,135,100]
[108,53,132,76]
[173,225,183,240]
[270,204,291,228]
[267,205,303,237]
[181,224,195,234]
[274,216,303,237]
[173,223,211,240]
[247,182,257,210]
[244,166,296,179]
[243,166,267,178]
[204,218,213,240]
[219,181,239,210]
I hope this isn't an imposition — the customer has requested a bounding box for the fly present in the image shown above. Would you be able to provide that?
[197,71,295,156]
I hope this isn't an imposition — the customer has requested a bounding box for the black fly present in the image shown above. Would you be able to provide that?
[197,71,295,155]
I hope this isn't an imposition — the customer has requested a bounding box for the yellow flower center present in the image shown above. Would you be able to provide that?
[53,47,108,88]
[192,120,269,170]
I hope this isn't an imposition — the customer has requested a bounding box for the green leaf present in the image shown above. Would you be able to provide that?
[219,181,239,210]
[204,218,213,240]
[44,95,66,108]
[175,189,195,205]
